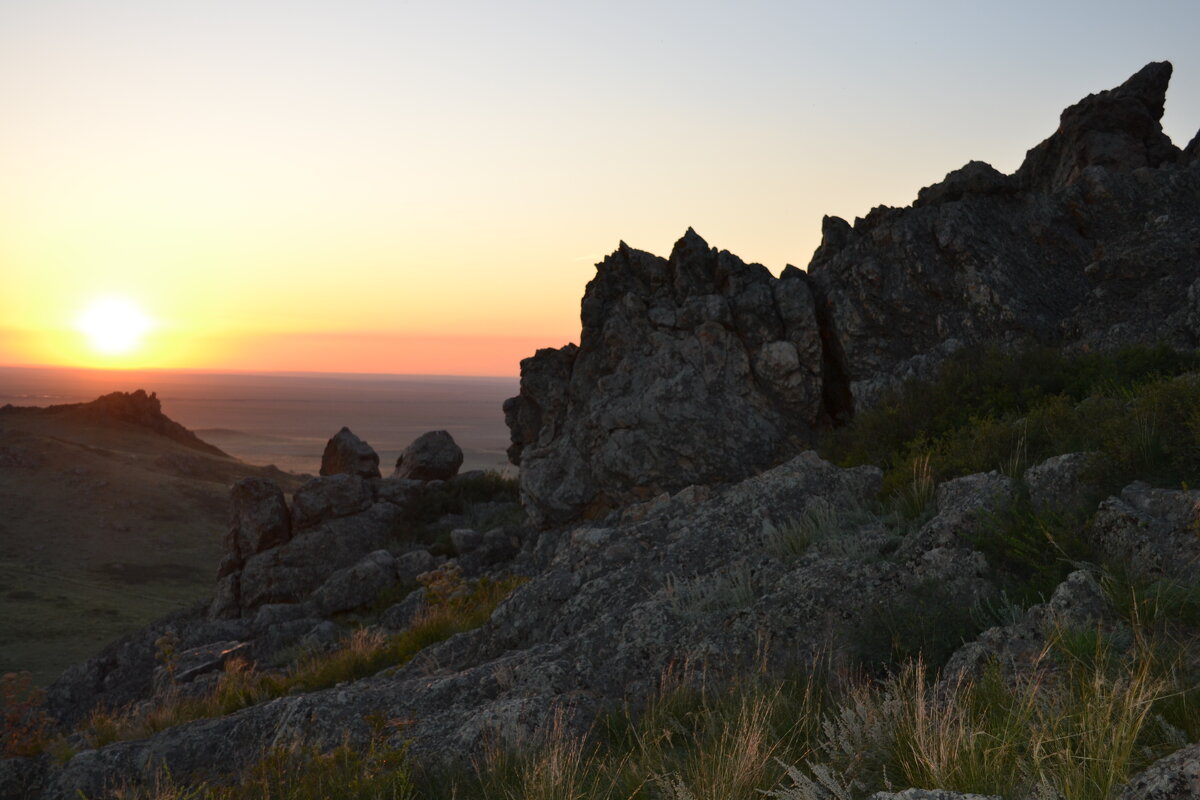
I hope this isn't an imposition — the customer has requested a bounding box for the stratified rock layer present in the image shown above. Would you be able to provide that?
[507,62,1200,526]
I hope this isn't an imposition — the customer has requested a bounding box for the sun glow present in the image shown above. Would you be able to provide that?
[77,296,153,356]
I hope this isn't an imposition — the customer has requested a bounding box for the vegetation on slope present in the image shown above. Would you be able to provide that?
[10,345,1200,799]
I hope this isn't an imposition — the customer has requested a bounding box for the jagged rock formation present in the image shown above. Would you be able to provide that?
[506,61,1200,526]
[319,426,381,479]
[811,61,1199,409]
[0,389,227,458]
[394,429,464,480]
[505,231,824,525]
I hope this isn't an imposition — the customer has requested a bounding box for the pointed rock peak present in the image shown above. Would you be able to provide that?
[1114,60,1172,118]
[1016,60,1180,193]
[669,227,712,261]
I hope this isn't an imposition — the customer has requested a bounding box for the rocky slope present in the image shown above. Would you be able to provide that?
[4,63,1200,799]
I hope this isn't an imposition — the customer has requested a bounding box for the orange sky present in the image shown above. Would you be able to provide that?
[2,2,1197,376]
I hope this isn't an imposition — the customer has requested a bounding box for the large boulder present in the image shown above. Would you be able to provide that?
[319,426,381,479]
[504,229,824,526]
[394,430,464,481]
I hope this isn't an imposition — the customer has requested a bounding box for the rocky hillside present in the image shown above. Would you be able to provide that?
[3,63,1200,800]
[0,391,303,685]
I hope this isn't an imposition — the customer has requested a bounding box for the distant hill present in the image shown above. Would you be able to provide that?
[0,390,304,685]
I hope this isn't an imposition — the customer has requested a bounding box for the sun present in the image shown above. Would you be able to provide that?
[77,296,153,356]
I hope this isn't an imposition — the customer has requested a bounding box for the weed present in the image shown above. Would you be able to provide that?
[0,671,53,757]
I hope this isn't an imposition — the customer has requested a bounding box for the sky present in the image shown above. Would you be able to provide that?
[2,0,1198,376]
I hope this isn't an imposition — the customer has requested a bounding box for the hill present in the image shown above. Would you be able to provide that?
[0,390,304,685]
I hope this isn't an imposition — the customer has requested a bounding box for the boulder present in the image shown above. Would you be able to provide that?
[1023,452,1094,512]
[1088,483,1200,581]
[394,430,464,481]
[319,426,381,479]
[1121,742,1200,800]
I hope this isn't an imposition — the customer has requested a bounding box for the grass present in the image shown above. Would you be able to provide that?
[75,569,526,749]
[819,344,1200,499]
[94,740,416,800]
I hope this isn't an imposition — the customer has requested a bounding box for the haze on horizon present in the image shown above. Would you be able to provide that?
[2,0,1198,377]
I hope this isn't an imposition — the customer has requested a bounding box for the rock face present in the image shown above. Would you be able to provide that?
[393,430,464,481]
[808,60,1198,410]
[505,62,1200,526]
[505,229,825,526]
[319,426,381,479]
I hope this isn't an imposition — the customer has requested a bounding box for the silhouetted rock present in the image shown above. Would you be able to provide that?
[1015,61,1179,193]
[0,389,227,457]
[319,426,381,479]
[394,430,463,481]
[505,229,823,526]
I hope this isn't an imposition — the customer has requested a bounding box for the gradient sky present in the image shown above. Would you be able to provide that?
[2,0,1198,375]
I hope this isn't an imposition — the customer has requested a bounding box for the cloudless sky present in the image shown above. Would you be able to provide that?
[2,0,1197,374]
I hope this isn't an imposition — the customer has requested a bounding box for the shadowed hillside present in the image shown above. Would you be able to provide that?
[0,391,304,685]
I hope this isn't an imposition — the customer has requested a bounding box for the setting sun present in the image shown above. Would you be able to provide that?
[77,296,153,356]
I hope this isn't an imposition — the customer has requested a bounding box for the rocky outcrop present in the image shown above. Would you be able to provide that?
[0,389,227,457]
[36,453,1008,797]
[394,430,464,481]
[319,426,381,479]
[506,62,1200,526]
[809,61,1198,410]
[505,229,824,525]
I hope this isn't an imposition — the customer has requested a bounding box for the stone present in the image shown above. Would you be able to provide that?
[1121,742,1200,799]
[311,550,400,615]
[290,474,374,530]
[394,430,464,481]
[1089,482,1200,581]
[158,640,250,686]
[1023,452,1095,512]
[226,477,291,562]
[319,426,381,479]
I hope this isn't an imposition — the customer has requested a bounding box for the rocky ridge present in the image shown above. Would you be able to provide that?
[505,61,1200,525]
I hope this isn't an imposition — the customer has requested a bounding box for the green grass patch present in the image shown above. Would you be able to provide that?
[819,344,1200,499]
